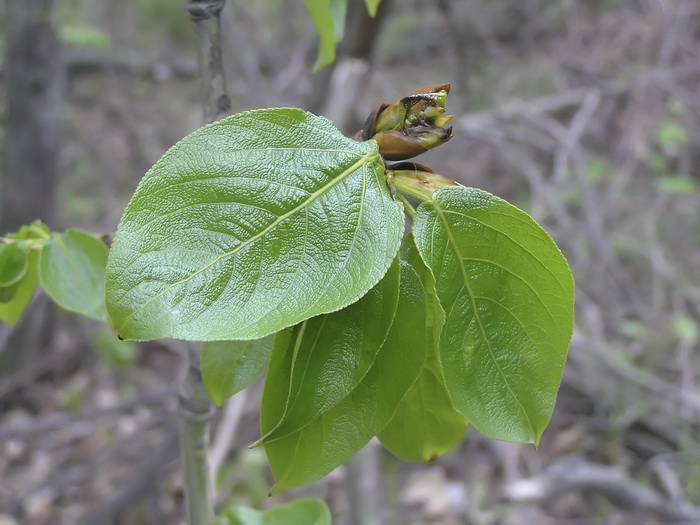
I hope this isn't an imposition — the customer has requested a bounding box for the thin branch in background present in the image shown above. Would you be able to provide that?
[0,386,176,441]
[504,456,700,523]
[188,0,231,123]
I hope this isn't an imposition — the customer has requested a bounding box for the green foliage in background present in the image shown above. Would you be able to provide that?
[304,0,383,71]
[0,222,110,324]
[216,497,331,525]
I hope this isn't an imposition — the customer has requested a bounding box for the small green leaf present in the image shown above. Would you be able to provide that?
[60,24,111,51]
[94,327,139,366]
[106,108,403,341]
[304,0,347,72]
[220,507,263,525]
[656,175,696,194]
[7,220,51,241]
[672,314,698,346]
[39,229,109,322]
[202,335,276,407]
[220,498,331,525]
[262,261,427,493]
[263,498,331,525]
[259,258,400,444]
[0,242,29,287]
[584,156,612,182]
[656,120,688,149]
[364,0,382,17]
[0,249,39,326]
[379,236,468,461]
[647,153,669,174]
[413,187,574,444]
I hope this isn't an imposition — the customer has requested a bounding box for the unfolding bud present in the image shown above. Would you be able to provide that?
[387,162,461,202]
[373,127,453,161]
[359,83,454,160]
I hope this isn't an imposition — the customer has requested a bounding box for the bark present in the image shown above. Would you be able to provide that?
[2,0,63,232]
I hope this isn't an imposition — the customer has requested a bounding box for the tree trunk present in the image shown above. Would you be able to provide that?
[2,0,62,232]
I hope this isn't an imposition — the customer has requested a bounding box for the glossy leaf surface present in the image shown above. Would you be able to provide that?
[413,187,574,444]
[262,262,427,493]
[259,259,400,443]
[202,335,276,407]
[106,108,403,341]
[0,250,39,326]
[39,229,109,322]
[379,236,468,461]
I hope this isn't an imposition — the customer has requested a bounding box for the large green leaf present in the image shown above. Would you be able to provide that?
[39,229,109,322]
[201,335,276,407]
[259,258,400,444]
[105,108,403,341]
[379,236,468,461]
[304,0,347,72]
[219,498,331,525]
[0,249,39,326]
[262,261,427,493]
[0,242,29,288]
[413,187,574,444]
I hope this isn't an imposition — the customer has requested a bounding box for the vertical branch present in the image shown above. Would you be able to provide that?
[179,344,216,525]
[179,2,231,524]
[188,0,231,124]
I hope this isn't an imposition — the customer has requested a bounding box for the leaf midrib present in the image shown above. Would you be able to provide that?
[116,151,381,334]
[433,202,537,440]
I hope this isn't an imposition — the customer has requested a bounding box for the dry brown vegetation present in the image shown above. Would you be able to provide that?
[1,0,700,523]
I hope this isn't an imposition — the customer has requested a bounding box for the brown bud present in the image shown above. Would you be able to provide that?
[359,83,454,160]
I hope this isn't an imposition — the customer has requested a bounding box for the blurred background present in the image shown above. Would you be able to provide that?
[1,0,700,523]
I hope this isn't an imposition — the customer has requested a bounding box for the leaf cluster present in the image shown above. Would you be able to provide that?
[102,105,574,491]
[0,222,109,325]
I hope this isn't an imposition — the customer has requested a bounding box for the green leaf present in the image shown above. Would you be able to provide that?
[263,498,331,525]
[656,119,688,148]
[106,108,403,342]
[258,258,400,444]
[672,314,698,346]
[304,0,347,72]
[379,236,468,461]
[656,175,696,194]
[364,0,381,17]
[219,507,263,525]
[202,335,276,407]
[60,24,111,52]
[220,498,331,525]
[0,249,39,326]
[94,327,139,366]
[262,261,427,493]
[6,220,51,241]
[39,229,109,322]
[0,242,29,287]
[413,187,574,444]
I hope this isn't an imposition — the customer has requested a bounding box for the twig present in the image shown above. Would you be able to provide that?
[188,0,231,123]
[178,343,216,525]
[504,456,700,522]
[456,65,699,133]
[0,386,177,441]
[175,2,232,524]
